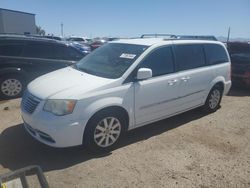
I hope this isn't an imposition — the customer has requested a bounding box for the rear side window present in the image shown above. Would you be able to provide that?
[175,44,206,71]
[204,44,229,65]
[22,43,56,59]
[138,46,175,77]
[0,43,24,56]
[22,42,82,60]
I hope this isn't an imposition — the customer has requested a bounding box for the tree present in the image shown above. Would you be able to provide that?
[36,25,46,35]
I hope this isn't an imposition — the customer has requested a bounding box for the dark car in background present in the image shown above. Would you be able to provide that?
[227,42,250,88]
[65,41,91,56]
[90,39,107,50]
[0,35,85,99]
[89,38,119,50]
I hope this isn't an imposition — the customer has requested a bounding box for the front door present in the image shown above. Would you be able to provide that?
[134,45,181,126]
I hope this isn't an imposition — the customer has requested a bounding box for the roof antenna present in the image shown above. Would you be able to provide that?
[227,27,230,44]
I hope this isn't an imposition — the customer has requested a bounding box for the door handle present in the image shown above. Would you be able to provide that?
[181,76,190,82]
[168,79,178,85]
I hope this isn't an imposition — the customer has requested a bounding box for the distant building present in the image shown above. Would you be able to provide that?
[0,8,36,34]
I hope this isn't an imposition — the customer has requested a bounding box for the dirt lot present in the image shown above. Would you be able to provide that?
[0,87,250,188]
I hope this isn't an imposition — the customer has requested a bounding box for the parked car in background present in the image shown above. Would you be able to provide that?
[66,36,89,44]
[104,37,119,42]
[90,39,107,50]
[66,41,91,56]
[0,34,85,99]
[23,34,63,41]
[21,36,231,151]
[227,42,250,88]
[43,35,63,41]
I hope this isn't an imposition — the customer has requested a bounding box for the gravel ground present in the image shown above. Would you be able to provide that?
[0,87,249,188]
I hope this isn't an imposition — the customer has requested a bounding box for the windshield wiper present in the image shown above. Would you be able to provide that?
[78,67,97,75]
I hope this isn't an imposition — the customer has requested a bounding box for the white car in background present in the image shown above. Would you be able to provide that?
[21,36,231,151]
[66,36,90,44]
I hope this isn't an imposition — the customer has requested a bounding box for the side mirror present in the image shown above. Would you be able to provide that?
[136,68,152,80]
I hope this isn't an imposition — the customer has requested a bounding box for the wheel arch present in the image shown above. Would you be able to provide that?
[207,76,225,94]
[82,104,130,144]
[213,81,224,92]
[87,105,129,129]
[81,96,131,136]
[201,76,225,104]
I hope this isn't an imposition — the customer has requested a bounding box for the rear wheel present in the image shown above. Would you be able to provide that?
[202,85,223,113]
[0,74,25,99]
[83,110,126,152]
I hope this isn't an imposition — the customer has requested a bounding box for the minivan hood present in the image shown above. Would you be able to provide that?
[28,67,117,99]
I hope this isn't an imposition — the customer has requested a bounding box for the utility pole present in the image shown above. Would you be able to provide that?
[61,22,64,37]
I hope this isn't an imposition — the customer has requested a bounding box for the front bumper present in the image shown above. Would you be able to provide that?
[21,107,88,148]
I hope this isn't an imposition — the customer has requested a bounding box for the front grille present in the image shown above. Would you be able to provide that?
[22,91,41,114]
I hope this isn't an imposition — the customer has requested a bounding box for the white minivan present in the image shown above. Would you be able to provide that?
[21,37,231,151]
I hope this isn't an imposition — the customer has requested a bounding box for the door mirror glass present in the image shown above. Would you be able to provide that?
[137,68,152,80]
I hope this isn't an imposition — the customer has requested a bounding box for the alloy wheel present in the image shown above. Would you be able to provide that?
[94,117,121,148]
[209,89,221,109]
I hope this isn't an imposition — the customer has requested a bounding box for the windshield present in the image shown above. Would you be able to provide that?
[76,43,148,79]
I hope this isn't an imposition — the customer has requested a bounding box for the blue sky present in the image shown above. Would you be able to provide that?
[1,0,250,38]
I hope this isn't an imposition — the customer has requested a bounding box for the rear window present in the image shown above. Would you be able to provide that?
[228,43,250,64]
[204,44,229,65]
[22,43,57,59]
[228,43,250,54]
[175,44,206,71]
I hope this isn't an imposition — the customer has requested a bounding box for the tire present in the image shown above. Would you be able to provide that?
[202,85,223,113]
[0,74,26,99]
[83,109,126,152]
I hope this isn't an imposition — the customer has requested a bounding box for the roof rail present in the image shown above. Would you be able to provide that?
[0,33,29,36]
[0,33,43,38]
[0,33,62,43]
[141,34,177,39]
[177,35,217,41]
[140,34,217,41]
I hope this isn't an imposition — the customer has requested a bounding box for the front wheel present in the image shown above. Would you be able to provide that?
[83,110,126,152]
[202,85,223,113]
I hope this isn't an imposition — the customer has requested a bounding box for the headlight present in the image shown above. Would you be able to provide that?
[43,99,77,116]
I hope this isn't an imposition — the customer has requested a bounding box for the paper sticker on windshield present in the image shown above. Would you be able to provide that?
[120,53,136,59]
